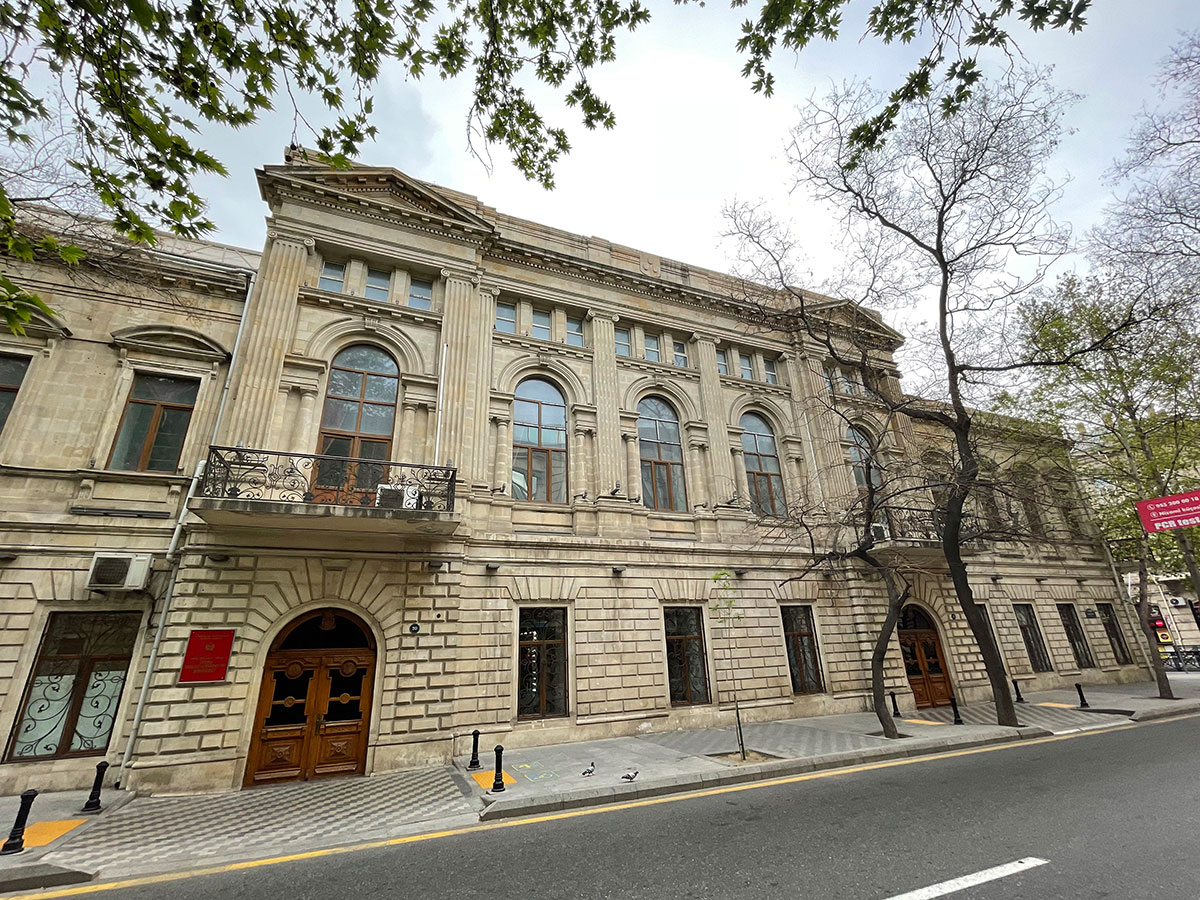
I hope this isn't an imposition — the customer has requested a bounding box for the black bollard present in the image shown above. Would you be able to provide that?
[467,730,481,770]
[491,745,506,793]
[1075,682,1090,709]
[81,760,110,813]
[949,695,964,725]
[1012,679,1025,704]
[890,691,901,717]
[0,790,38,855]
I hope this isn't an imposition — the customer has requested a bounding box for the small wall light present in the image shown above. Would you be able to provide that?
[485,563,501,572]
[612,566,625,576]
[427,560,445,570]
[206,553,230,563]
[0,552,17,563]
[733,569,748,577]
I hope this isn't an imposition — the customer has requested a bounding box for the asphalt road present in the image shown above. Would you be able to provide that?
[46,715,1200,900]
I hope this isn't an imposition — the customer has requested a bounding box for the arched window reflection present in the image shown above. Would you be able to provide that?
[512,378,568,503]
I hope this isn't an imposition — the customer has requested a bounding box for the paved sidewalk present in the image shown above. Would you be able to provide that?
[3,675,1195,890]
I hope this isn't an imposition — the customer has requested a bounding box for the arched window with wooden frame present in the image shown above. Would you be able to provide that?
[740,412,785,517]
[638,396,687,511]
[314,344,400,503]
[511,377,568,503]
[844,425,882,491]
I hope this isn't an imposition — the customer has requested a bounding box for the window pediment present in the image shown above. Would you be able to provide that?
[111,326,230,363]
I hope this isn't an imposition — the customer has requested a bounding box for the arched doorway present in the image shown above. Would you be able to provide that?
[245,609,376,787]
[897,606,953,709]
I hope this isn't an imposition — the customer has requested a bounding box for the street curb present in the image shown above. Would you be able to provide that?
[0,863,96,893]
[477,727,1054,821]
[1129,699,1200,722]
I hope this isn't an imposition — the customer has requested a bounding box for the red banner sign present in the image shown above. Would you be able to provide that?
[1136,489,1200,534]
[178,629,236,684]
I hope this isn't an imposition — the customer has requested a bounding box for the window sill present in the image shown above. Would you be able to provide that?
[492,332,594,359]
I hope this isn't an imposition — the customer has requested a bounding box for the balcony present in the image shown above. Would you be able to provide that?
[873,506,985,558]
[189,446,459,534]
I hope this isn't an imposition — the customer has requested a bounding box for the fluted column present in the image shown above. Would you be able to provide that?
[687,439,709,508]
[623,432,641,501]
[590,313,623,496]
[572,426,591,498]
[437,268,487,480]
[219,231,311,448]
[398,401,421,464]
[291,389,318,453]
[492,415,512,492]
[731,446,751,505]
[692,334,737,500]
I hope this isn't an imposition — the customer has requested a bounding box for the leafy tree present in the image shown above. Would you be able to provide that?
[2,0,1091,327]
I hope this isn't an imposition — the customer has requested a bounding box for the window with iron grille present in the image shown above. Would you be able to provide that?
[1097,603,1132,665]
[664,607,709,705]
[1057,603,1096,669]
[1013,603,1053,672]
[517,607,568,718]
[780,605,824,694]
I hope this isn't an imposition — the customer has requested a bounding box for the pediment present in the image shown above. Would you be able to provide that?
[809,299,905,347]
[111,325,230,362]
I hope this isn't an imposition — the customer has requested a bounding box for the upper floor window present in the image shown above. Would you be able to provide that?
[825,365,860,395]
[566,316,585,348]
[673,341,689,367]
[109,374,200,473]
[532,310,552,341]
[739,353,753,380]
[512,378,568,503]
[364,268,390,302]
[1013,466,1046,538]
[638,396,687,511]
[408,279,433,311]
[764,359,779,385]
[615,327,632,357]
[314,345,399,500]
[741,413,785,516]
[318,261,345,293]
[644,334,661,363]
[495,302,517,334]
[715,349,729,376]
[845,425,881,490]
[0,354,30,436]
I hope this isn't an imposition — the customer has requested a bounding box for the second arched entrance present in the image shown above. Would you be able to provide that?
[898,606,953,709]
[245,609,376,787]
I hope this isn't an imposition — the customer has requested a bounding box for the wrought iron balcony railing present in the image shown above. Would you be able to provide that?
[199,446,456,512]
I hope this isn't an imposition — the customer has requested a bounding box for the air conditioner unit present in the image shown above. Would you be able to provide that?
[375,483,421,510]
[1169,597,1188,608]
[86,553,152,591]
[869,522,890,542]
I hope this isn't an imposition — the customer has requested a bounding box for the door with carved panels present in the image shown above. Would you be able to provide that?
[898,606,953,709]
[245,611,375,787]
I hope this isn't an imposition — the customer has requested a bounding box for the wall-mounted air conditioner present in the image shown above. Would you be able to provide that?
[86,553,152,591]
[1169,597,1188,608]
[870,522,890,542]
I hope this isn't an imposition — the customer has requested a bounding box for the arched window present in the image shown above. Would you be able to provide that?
[315,344,399,501]
[638,396,687,511]
[740,412,785,516]
[845,426,881,490]
[512,378,568,503]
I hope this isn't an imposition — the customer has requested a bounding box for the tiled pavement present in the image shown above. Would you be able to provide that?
[41,766,477,878]
[641,719,888,757]
[917,702,1129,732]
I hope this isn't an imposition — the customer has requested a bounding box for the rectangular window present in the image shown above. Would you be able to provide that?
[532,310,552,341]
[841,369,859,394]
[0,354,31,435]
[781,605,824,694]
[566,316,585,347]
[495,302,516,334]
[317,261,345,293]
[615,327,632,357]
[517,607,568,718]
[976,603,1001,658]
[1097,602,1132,666]
[644,334,661,362]
[408,279,433,311]
[108,374,200,473]
[1057,603,1096,669]
[664,607,709,705]
[716,349,729,376]
[1013,603,1053,673]
[6,612,141,760]
[739,353,753,380]
[673,341,689,367]
[824,366,838,395]
[764,358,779,385]
[364,268,391,302]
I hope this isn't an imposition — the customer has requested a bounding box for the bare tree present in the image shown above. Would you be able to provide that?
[727,71,1146,727]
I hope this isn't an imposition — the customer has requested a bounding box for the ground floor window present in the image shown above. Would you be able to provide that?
[1097,602,1132,666]
[517,607,568,718]
[6,612,142,761]
[780,605,824,694]
[1012,603,1053,673]
[664,607,709,706]
[1057,603,1096,669]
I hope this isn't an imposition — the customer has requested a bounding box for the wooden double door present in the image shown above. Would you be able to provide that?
[245,612,375,787]
[898,606,953,709]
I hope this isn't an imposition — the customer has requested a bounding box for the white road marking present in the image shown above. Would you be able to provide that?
[883,857,1050,900]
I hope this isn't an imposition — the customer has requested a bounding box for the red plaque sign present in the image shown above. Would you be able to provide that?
[178,629,236,684]
[1136,489,1200,534]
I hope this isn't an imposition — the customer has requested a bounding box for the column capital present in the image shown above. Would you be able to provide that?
[440,266,482,285]
[266,229,316,254]
[690,332,719,345]
[490,414,512,426]
[588,310,620,323]
[402,400,428,412]
[621,432,639,444]
[574,425,596,437]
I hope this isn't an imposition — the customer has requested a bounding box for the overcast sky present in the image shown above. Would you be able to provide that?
[197,2,1200,290]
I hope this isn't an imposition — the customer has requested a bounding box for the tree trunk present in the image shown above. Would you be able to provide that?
[868,566,905,739]
[1137,536,1175,700]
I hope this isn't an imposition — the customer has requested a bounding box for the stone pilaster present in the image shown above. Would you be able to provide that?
[437,268,489,482]
[590,313,624,496]
[219,231,311,448]
[622,431,641,501]
[492,415,512,492]
[693,334,737,499]
[291,388,318,453]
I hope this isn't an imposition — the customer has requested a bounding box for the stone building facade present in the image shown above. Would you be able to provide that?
[0,153,1152,795]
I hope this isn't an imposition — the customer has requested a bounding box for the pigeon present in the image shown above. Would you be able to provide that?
[581,762,596,777]
[621,770,638,782]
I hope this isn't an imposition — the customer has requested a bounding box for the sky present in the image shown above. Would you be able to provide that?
[195,1,1200,292]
